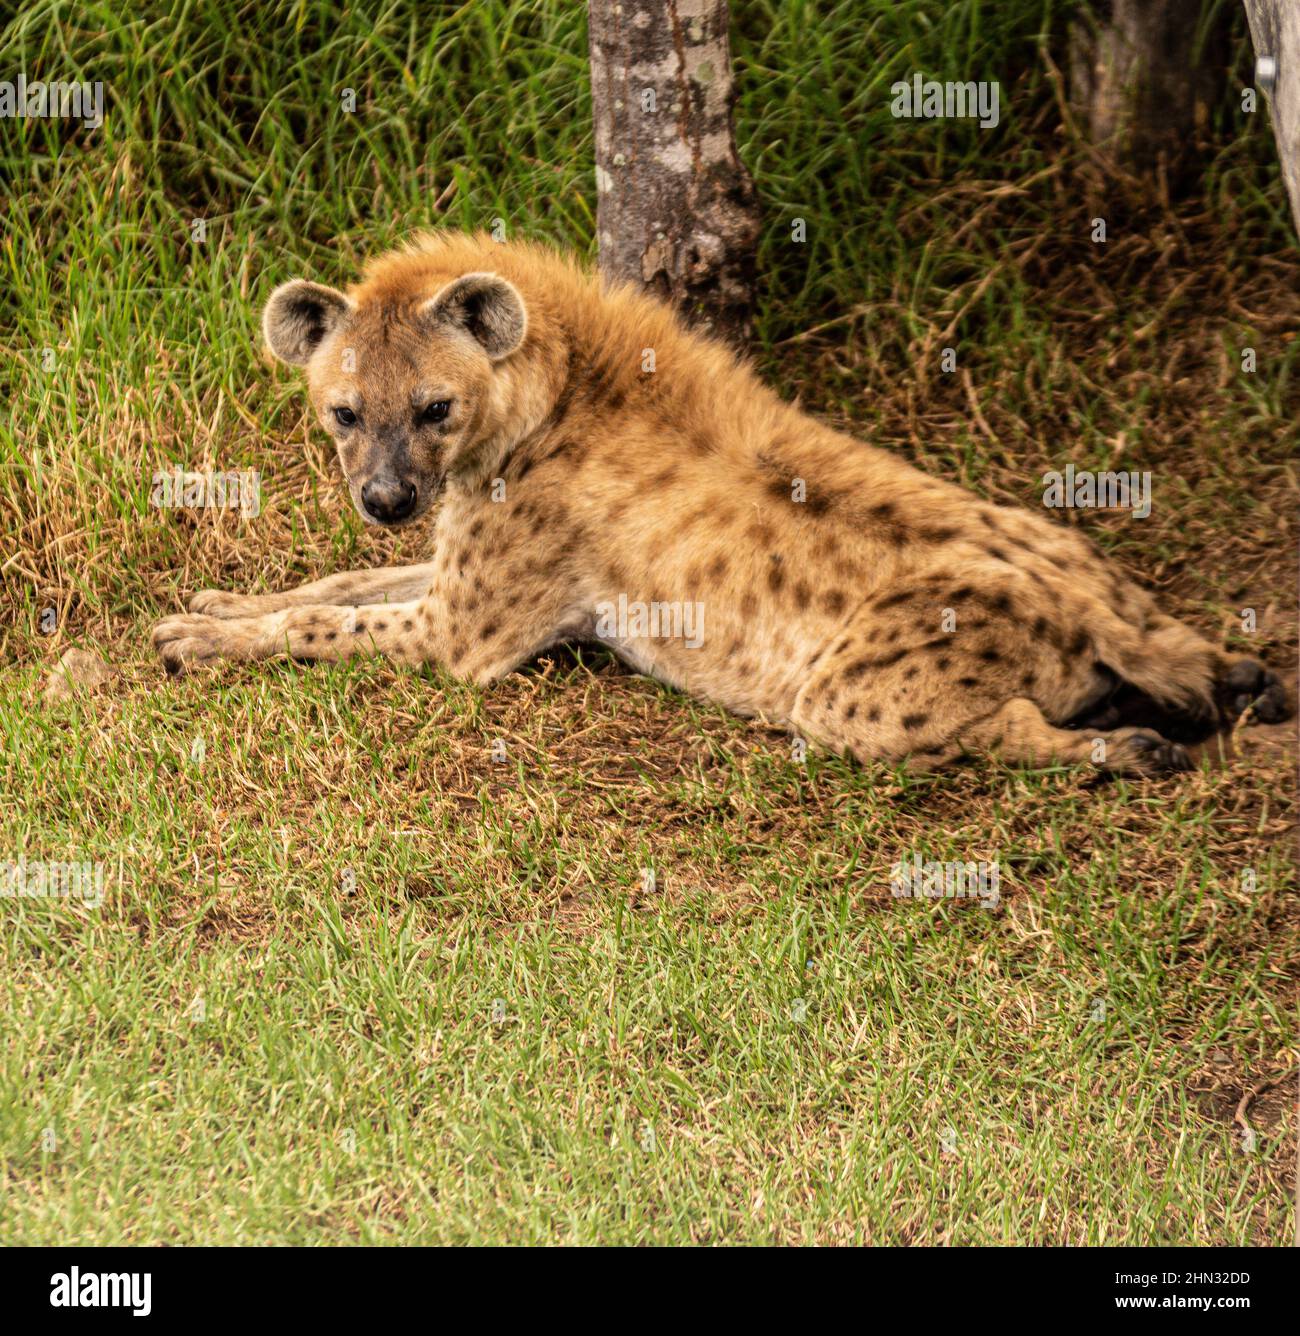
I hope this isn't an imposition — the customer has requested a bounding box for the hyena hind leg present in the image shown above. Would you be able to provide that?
[187,562,439,619]
[1071,616,1293,742]
[950,697,1193,777]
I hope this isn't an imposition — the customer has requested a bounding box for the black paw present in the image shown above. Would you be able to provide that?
[1216,659,1294,726]
[1126,731,1195,774]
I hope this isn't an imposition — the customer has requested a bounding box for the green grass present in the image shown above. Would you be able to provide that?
[4,660,1296,1244]
[0,0,1296,1244]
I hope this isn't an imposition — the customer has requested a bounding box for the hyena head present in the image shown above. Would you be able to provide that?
[261,271,527,525]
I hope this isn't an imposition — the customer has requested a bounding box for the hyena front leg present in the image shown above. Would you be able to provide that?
[187,563,439,619]
[153,586,582,681]
[153,599,433,674]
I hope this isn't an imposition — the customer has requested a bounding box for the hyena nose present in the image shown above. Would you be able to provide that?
[361,478,417,522]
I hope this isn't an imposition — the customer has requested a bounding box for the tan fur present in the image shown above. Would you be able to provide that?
[155,232,1292,776]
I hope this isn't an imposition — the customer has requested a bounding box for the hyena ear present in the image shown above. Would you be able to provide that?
[261,280,352,366]
[421,272,526,361]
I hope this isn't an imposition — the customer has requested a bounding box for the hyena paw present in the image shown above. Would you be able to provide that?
[1108,729,1195,776]
[1216,658,1294,726]
[152,613,246,676]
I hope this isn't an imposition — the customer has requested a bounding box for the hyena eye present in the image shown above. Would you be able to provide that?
[420,399,451,424]
[333,406,357,427]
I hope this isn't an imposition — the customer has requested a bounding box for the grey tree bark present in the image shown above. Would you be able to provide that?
[587,0,762,344]
[1068,0,1216,170]
[1242,0,1300,233]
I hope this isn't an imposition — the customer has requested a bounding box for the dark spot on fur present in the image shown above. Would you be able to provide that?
[902,712,929,730]
[845,648,907,678]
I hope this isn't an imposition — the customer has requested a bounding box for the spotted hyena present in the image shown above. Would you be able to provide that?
[153,232,1293,775]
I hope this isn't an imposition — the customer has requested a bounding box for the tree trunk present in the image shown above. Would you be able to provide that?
[1242,0,1300,233]
[587,0,761,344]
[1068,0,1215,172]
